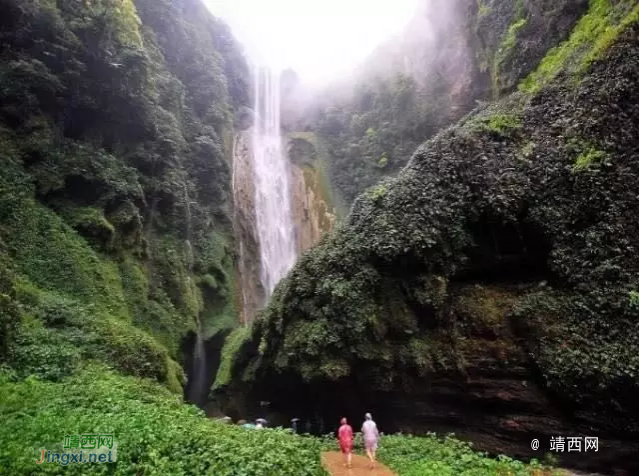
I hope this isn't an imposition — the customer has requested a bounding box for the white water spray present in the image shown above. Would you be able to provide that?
[252,66,297,296]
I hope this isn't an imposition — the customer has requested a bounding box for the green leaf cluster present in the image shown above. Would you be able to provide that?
[378,433,552,476]
[0,366,328,475]
[520,0,639,93]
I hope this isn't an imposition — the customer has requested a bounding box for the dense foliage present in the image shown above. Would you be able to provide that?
[303,0,586,203]
[0,0,248,388]
[242,0,639,438]
[0,366,327,475]
[314,73,459,203]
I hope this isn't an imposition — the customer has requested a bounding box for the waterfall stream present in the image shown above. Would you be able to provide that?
[252,67,297,296]
[184,182,206,405]
[189,318,206,405]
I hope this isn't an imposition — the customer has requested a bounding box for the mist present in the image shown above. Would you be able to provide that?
[203,0,419,85]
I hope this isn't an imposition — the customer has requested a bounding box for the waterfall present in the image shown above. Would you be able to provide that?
[189,320,207,405]
[252,67,297,296]
[184,182,206,405]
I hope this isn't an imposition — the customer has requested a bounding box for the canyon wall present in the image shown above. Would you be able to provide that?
[232,129,265,325]
[288,133,338,254]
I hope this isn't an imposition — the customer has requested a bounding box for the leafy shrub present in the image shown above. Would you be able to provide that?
[377,433,552,476]
[0,367,328,475]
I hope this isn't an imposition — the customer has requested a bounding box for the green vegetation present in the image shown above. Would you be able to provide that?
[583,2,639,68]
[565,137,611,173]
[318,432,554,475]
[0,1,251,465]
[213,326,251,390]
[520,0,639,93]
[0,0,249,392]
[501,19,528,56]
[315,72,458,203]
[0,366,327,475]
[512,290,639,403]
[1,0,638,474]
[471,0,588,97]
[491,0,528,94]
[520,141,535,159]
[471,113,522,136]
[377,434,552,476]
[364,182,390,203]
[0,365,552,475]
[572,147,610,172]
[477,0,492,19]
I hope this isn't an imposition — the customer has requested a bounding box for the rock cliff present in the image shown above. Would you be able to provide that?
[0,0,249,397]
[232,129,265,325]
[288,133,338,254]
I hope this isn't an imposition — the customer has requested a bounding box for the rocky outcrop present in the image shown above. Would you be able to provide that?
[290,165,336,254]
[379,283,639,473]
[232,130,264,325]
[287,134,337,254]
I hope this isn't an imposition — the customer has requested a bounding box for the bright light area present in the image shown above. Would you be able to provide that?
[204,0,419,85]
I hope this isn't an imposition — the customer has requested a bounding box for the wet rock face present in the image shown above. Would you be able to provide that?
[232,130,264,324]
[378,284,639,474]
[287,136,336,254]
[290,165,335,254]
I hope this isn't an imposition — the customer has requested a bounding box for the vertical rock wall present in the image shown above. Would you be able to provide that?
[287,134,337,254]
[290,165,336,254]
[232,129,264,325]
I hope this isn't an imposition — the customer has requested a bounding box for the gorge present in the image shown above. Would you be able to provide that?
[1,0,639,474]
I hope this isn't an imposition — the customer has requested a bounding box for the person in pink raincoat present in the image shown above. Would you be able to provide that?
[338,417,354,468]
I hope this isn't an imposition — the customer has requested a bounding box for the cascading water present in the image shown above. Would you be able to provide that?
[184,184,206,405]
[189,316,206,405]
[252,67,297,296]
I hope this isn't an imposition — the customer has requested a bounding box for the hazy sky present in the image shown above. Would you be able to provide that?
[204,0,419,85]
